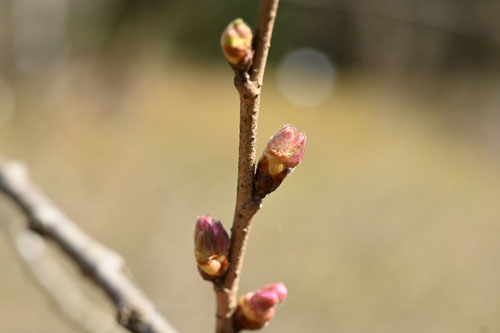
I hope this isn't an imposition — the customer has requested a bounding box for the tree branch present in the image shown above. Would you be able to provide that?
[251,0,280,85]
[4,227,124,333]
[0,161,177,333]
[215,1,280,332]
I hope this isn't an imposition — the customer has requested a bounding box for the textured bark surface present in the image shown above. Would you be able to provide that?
[215,1,280,332]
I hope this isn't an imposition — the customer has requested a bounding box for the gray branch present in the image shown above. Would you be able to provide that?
[6,227,123,333]
[0,160,177,333]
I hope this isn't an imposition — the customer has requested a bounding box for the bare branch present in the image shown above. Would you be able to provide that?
[215,1,280,332]
[0,161,177,333]
[4,226,124,333]
[250,0,280,85]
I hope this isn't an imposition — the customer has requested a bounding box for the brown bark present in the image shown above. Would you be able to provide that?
[215,1,280,332]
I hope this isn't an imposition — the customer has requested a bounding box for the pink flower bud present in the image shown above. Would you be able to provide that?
[249,290,280,317]
[254,125,306,199]
[234,283,288,330]
[220,18,253,69]
[266,125,306,171]
[258,282,288,303]
[194,215,230,279]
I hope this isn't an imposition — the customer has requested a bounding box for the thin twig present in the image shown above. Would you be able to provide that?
[250,0,280,85]
[0,161,177,333]
[215,1,280,332]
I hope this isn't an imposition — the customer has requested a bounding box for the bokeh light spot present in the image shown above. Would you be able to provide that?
[276,47,336,108]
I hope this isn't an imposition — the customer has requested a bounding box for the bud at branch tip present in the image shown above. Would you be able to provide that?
[221,18,254,70]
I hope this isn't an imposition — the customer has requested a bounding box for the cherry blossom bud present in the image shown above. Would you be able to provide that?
[254,124,306,200]
[234,283,288,330]
[194,215,230,279]
[220,18,253,69]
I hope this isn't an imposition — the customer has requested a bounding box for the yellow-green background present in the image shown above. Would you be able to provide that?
[2,60,500,332]
[2,0,500,332]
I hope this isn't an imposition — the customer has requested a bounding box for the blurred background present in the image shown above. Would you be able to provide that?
[1,0,500,332]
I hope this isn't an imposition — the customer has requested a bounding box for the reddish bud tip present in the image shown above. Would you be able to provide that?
[266,124,306,173]
[221,18,254,69]
[254,125,306,199]
[194,215,230,279]
[249,290,280,316]
[258,282,288,303]
[234,283,288,330]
